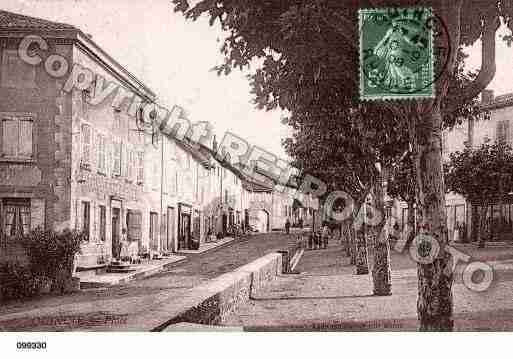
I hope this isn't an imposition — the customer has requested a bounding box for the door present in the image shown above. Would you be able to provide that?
[222,213,227,234]
[111,207,120,258]
[179,214,191,249]
[167,207,175,252]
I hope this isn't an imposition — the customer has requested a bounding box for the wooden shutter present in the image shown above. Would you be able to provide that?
[97,134,106,173]
[127,210,142,242]
[113,139,121,176]
[121,142,128,178]
[136,151,144,184]
[2,117,17,157]
[19,118,33,157]
[81,124,91,166]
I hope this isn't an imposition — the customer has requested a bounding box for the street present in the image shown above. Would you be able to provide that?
[0,232,299,331]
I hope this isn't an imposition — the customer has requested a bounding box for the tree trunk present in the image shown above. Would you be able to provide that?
[405,199,416,248]
[355,221,369,275]
[413,106,453,331]
[371,171,392,296]
[350,223,357,264]
[477,205,488,248]
[345,221,351,257]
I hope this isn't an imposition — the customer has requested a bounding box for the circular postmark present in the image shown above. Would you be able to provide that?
[361,8,451,96]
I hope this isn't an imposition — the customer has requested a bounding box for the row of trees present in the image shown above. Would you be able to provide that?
[173,0,513,331]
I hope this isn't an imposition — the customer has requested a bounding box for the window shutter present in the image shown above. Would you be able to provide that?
[105,137,112,176]
[97,133,106,173]
[113,139,121,176]
[121,142,128,178]
[90,129,97,171]
[127,210,142,242]
[19,118,33,157]
[2,118,18,157]
[81,124,91,165]
[136,151,144,184]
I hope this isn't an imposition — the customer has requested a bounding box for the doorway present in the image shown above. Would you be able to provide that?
[111,207,120,258]
[179,213,191,250]
[166,207,175,252]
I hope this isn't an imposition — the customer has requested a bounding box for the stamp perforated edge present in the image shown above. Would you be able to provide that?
[358,7,436,102]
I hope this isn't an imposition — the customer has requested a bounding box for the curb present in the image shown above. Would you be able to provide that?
[115,252,284,331]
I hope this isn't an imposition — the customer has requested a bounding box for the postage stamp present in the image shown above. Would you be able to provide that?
[359,7,435,101]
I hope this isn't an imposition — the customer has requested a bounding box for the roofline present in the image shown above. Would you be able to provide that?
[76,31,156,99]
[0,28,155,101]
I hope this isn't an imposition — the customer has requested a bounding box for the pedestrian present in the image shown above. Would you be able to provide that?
[453,221,460,242]
[308,231,314,249]
[285,218,291,234]
[120,228,129,262]
[460,221,467,243]
[312,227,319,249]
[322,222,329,249]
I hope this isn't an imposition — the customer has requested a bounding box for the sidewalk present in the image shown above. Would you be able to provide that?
[76,255,186,288]
[0,232,298,331]
[177,236,235,254]
[78,236,238,288]
[222,240,513,331]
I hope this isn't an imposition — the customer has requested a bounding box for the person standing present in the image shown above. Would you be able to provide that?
[285,218,291,234]
[119,228,129,262]
[321,222,329,249]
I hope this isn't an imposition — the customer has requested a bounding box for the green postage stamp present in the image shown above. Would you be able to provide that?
[359,7,435,101]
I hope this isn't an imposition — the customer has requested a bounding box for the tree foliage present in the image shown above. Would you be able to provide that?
[445,141,513,204]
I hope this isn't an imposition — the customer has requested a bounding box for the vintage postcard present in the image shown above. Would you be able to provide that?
[0,0,512,358]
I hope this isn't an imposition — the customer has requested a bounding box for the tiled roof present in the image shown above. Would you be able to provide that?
[0,10,77,31]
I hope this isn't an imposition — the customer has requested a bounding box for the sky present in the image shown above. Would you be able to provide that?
[2,0,290,158]
[2,0,513,159]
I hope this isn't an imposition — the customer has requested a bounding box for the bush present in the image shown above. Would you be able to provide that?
[21,228,86,294]
[0,262,39,301]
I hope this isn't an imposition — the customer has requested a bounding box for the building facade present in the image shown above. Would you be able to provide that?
[0,10,321,270]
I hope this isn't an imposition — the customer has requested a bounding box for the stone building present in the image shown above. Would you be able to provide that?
[0,10,152,266]
[0,10,211,268]
[0,10,320,272]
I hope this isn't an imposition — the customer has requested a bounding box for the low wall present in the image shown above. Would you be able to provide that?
[122,252,283,331]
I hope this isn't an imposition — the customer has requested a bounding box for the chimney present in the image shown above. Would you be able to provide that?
[481,89,494,105]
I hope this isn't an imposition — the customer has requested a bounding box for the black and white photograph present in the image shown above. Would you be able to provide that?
[0,0,512,357]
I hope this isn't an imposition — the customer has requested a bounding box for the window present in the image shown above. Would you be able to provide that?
[1,50,36,88]
[81,201,90,241]
[112,139,121,176]
[97,133,106,174]
[1,114,33,159]
[81,124,92,168]
[127,210,142,242]
[136,151,144,184]
[497,120,510,144]
[99,205,106,242]
[3,199,30,237]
